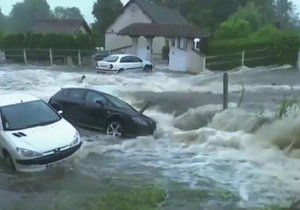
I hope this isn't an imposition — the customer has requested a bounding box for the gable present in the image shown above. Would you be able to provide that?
[106,2,152,33]
[134,0,187,24]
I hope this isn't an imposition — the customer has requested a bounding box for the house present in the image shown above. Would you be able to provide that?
[118,23,207,74]
[30,19,91,36]
[105,0,187,55]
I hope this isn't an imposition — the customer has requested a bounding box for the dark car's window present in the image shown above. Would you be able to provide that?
[102,55,119,62]
[120,56,131,63]
[86,91,107,105]
[68,89,86,101]
[56,89,69,97]
[105,94,136,112]
[131,56,142,62]
[0,100,61,131]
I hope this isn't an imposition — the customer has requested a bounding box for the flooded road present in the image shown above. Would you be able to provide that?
[0,65,300,210]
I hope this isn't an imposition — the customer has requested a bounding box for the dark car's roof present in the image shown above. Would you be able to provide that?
[60,88,137,111]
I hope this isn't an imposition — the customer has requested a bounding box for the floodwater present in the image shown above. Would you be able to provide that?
[0,64,300,210]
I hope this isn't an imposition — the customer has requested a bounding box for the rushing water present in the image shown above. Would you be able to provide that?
[0,64,300,210]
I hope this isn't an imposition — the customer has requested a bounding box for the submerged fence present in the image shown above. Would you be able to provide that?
[0,48,98,67]
[206,49,278,71]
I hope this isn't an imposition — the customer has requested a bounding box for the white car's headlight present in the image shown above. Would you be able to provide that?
[132,117,148,125]
[16,148,42,158]
[70,132,80,147]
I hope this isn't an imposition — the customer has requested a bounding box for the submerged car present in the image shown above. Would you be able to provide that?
[49,88,156,137]
[95,54,155,74]
[0,93,82,172]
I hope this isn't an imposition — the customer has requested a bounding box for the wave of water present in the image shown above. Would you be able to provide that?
[1,66,300,209]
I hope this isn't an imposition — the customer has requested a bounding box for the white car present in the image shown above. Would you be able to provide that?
[0,93,82,172]
[95,54,155,73]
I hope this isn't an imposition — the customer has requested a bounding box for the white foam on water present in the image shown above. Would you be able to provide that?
[1,66,300,208]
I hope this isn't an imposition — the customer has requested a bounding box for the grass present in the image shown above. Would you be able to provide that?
[86,186,167,210]
[276,98,299,120]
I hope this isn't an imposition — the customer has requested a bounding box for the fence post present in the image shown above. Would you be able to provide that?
[78,49,82,67]
[297,50,300,71]
[223,72,228,110]
[0,50,5,63]
[241,50,245,66]
[23,48,28,64]
[49,48,53,65]
[203,56,206,71]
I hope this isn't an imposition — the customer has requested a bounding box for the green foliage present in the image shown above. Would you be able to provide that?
[54,7,83,20]
[92,0,123,45]
[272,31,300,65]
[9,0,53,33]
[215,18,251,39]
[276,98,298,120]
[230,1,263,31]
[87,186,167,210]
[0,33,97,49]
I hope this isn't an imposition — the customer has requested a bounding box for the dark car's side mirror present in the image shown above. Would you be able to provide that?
[96,100,104,107]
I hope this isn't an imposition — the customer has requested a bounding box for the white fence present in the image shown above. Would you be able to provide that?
[205,49,277,71]
[0,48,98,67]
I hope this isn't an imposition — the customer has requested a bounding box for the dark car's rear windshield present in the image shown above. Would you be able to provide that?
[102,55,119,62]
[0,100,61,131]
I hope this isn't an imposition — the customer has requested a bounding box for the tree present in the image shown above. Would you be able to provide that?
[10,0,53,33]
[230,1,263,31]
[215,18,251,39]
[92,0,123,45]
[54,7,83,20]
[273,0,294,26]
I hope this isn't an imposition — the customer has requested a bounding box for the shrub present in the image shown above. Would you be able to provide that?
[215,18,251,39]
[276,98,299,120]
[272,31,300,65]
[0,33,97,49]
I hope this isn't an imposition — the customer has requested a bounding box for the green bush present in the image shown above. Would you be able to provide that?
[276,98,299,120]
[272,31,300,65]
[215,18,251,39]
[0,33,97,49]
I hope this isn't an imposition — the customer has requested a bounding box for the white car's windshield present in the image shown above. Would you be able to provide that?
[102,55,119,62]
[0,100,61,131]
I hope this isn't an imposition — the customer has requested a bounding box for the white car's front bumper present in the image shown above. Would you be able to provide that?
[14,142,82,172]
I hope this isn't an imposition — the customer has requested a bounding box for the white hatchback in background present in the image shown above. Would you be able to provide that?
[95,54,155,74]
[0,93,82,172]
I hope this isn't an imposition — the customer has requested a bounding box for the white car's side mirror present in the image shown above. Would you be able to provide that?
[58,110,63,115]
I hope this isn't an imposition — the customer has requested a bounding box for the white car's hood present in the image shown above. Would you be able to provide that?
[6,119,77,153]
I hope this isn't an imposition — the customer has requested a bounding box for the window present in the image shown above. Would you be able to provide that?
[120,56,131,63]
[103,55,119,62]
[68,89,86,101]
[86,91,107,105]
[177,38,187,50]
[1,101,61,131]
[171,39,175,47]
[130,56,142,62]
[105,94,136,112]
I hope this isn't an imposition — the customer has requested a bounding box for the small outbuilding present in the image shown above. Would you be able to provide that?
[118,23,207,74]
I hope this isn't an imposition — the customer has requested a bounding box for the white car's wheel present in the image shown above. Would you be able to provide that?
[118,68,125,74]
[143,65,153,72]
[106,121,123,137]
[3,151,15,171]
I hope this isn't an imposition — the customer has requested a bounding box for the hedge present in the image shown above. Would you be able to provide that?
[0,33,98,49]
[207,26,300,68]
